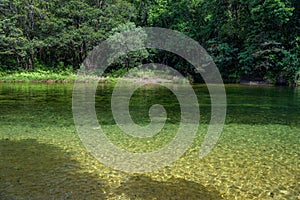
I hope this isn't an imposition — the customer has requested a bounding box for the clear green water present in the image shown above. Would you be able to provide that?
[0,83,299,199]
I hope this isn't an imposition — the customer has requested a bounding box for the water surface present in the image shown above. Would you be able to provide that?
[0,83,299,199]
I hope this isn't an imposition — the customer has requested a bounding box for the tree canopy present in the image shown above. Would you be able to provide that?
[0,0,299,85]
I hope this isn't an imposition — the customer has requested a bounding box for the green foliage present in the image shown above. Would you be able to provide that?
[106,22,149,72]
[105,68,128,78]
[0,0,137,71]
[0,0,299,85]
[195,0,299,85]
[207,40,240,81]
[0,69,77,83]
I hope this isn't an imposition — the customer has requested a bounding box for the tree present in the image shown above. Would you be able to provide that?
[106,22,149,74]
[0,0,138,70]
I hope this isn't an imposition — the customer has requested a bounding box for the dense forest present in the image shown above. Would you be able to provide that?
[0,0,299,85]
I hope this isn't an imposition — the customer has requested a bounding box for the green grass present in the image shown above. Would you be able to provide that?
[0,68,190,84]
[0,69,76,83]
[0,69,124,83]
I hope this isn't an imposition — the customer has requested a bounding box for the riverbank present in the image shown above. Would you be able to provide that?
[1,69,299,86]
[0,70,77,83]
[0,70,121,84]
[0,69,189,84]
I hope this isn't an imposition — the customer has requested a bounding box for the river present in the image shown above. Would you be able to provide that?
[0,83,299,199]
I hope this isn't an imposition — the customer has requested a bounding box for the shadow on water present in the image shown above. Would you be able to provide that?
[0,139,224,200]
[110,175,223,200]
[0,139,104,199]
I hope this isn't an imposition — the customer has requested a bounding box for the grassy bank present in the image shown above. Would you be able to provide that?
[0,68,189,84]
[1,69,299,86]
[0,69,123,83]
[0,69,77,83]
